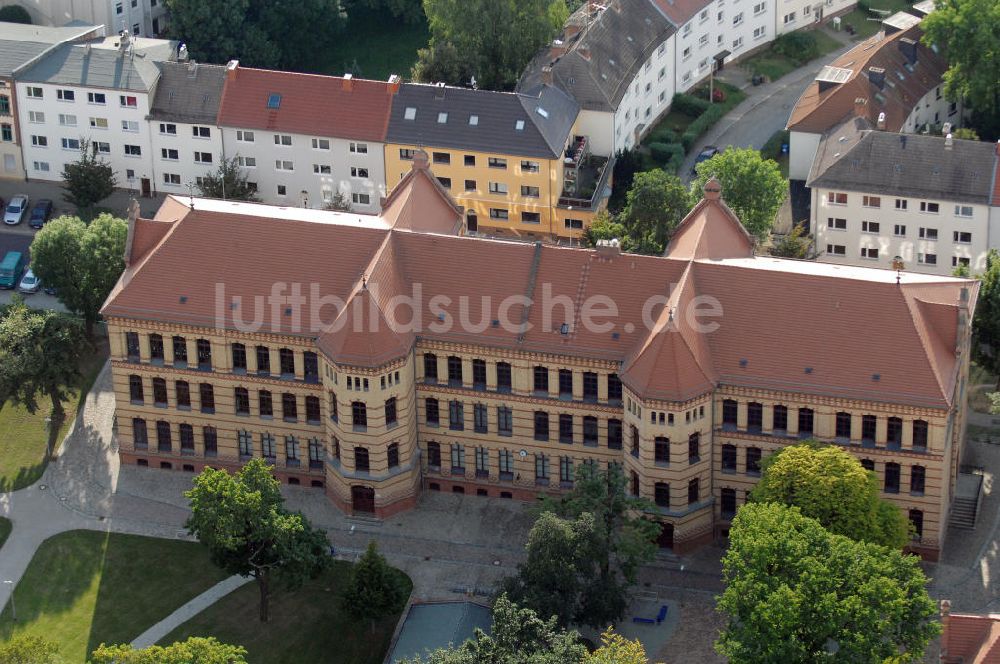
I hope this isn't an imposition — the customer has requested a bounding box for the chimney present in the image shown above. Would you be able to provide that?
[867,67,885,90]
[564,23,581,39]
[595,238,621,259]
[577,46,591,61]
[853,97,868,118]
[387,73,401,95]
[945,133,953,149]
[412,149,430,171]
[877,111,886,129]
[541,65,553,86]
[434,81,446,99]
[612,0,623,12]
[940,600,951,663]
[898,37,918,65]
[703,177,722,201]
[226,59,239,81]
[342,73,353,91]
[550,39,567,59]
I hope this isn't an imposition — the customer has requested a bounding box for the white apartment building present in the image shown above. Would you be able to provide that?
[809,122,1000,276]
[216,63,395,212]
[147,61,225,195]
[12,0,167,38]
[16,33,176,189]
[776,0,853,36]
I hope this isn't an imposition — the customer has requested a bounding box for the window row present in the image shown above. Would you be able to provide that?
[647,478,702,509]
[425,442,600,485]
[329,397,398,431]
[648,405,706,426]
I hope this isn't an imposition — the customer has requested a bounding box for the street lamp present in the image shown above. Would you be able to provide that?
[3,579,15,621]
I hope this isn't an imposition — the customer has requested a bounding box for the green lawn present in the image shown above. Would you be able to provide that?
[743,29,845,80]
[162,561,413,664]
[0,337,108,491]
[0,531,230,662]
[0,517,10,551]
[840,0,915,39]
[309,7,429,82]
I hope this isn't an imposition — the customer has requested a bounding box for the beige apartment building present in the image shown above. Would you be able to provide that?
[102,162,977,559]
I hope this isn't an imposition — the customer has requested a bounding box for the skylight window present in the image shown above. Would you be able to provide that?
[404,107,416,120]
[266,93,281,109]
[437,112,448,123]
[469,115,479,125]
[536,107,549,119]
[515,119,525,130]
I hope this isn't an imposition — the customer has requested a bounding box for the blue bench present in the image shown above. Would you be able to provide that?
[632,617,656,624]
[656,605,668,624]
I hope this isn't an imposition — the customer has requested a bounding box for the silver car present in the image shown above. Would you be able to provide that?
[18,268,40,294]
[4,195,29,225]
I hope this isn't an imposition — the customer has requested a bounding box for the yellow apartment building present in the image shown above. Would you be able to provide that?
[102,172,976,559]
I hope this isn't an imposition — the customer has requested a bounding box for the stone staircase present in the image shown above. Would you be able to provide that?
[950,495,979,530]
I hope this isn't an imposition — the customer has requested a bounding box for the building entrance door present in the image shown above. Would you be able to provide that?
[657,523,674,550]
[351,485,375,513]
[141,177,151,197]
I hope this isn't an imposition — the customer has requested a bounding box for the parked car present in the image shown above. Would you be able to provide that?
[692,146,721,174]
[4,194,29,225]
[0,250,25,288]
[28,199,53,228]
[17,267,40,294]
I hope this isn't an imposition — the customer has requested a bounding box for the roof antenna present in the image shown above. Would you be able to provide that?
[892,255,904,284]
[186,182,195,210]
[361,273,367,289]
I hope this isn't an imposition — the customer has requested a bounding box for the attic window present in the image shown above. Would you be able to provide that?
[739,358,748,367]
[266,93,281,109]
[469,114,479,125]
[872,373,881,381]
[437,112,448,124]
[515,119,525,130]
[536,107,549,119]
[804,367,813,374]
[178,295,188,304]
[559,323,570,335]
[404,106,417,120]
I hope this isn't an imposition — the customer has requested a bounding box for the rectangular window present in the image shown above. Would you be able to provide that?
[827,192,848,205]
[746,447,762,475]
[826,244,846,256]
[918,253,938,265]
[26,87,43,99]
[194,151,213,164]
[773,405,788,432]
[534,454,549,482]
[61,138,80,150]
[488,157,507,169]
[894,224,906,237]
[520,185,540,197]
[953,231,972,244]
[489,181,508,194]
[473,403,488,433]
[385,397,398,427]
[521,212,541,224]
[895,198,908,211]
[449,400,464,431]
[497,406,512,437]
[919,201,939,214]
[489,208,509,220]
[534,411,549,441]
[608,419,622,450]
[275,160,294,171]
[955,205,973,218]
[861,247,879,260]
[352,193,370,205]
[861,221,880,234]
[311,138,330,150]
[236,129,254,142]
[124,144,141,157]
[862,195,881,208]
[86,92,105,104]
[559,414,573,443]
[58,114,77,127]
[31,135,47,147]
[274,134,292,146]
[28,110,44,123]
[496,362,512,393]
[884,462,900,493]
[120,95,138,108]
[128,375,143,403]
[827,217,846,230]
[688,433,700,463]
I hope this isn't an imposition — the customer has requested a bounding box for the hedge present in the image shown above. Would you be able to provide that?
[680,104,725,150]
[671,93,710,117]
[648,142,685,173]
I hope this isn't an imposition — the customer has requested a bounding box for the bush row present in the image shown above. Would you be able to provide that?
[648,142,685,173]
[670,93,710,117]
[680,104,725,150]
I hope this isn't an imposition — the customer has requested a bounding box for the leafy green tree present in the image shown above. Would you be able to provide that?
[690,147,786,240]
[922,0,1000,137]
[165,0,345,70]
[342,541,406,632]
[581,210,627,248]
[89,637,247,664]
[618,169,690,254]
[539,465,660,628]
[768,222,811,259]
[357,0,425,22]
[420,0,567,90]
[717,502,939,663]
[0,5,33,23]
[323,188,352,211]
[196,157,261,201]
[0,299,86,434]
[61,142,116,210]
[185,459,330,623]
[972,249,1000,387]
[584,629,654,664]
[411,40,476,86]
[397,595,586,663]
[0,635,62,663]
[30,214,127,338]
[989,391,1000,414]
[750,442,910,549]
[608,148,642,212]
[952,126,980,140]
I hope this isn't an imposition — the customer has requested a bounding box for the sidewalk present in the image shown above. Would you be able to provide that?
[130,575,253,649]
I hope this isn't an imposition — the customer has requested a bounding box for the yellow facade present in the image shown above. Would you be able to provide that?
[383,143,601,242]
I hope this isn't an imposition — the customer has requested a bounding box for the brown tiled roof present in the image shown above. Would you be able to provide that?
[380,152,464,235]
[787,25,947,134]
[943,612,1000,663]
[649,0,713,28]
[217,65,396,141]
[103,180,977,408]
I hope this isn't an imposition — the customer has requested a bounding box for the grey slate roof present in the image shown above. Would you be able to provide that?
[0,23,98,77]
[518,0,676,112]
[386,82,579,160]
[808,120,999,205]
[17,36,176,92]
[149,61,226,124]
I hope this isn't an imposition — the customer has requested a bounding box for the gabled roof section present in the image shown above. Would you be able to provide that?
[518,0,675,112]
[150,61,226,124]
[217,64,396,141]
[942,610,1000,664]
[808,124,998,204]
[17,35,176,91]
[386,82,577,159]
[664,179,755,260]
[381,151,464,235]
[787,24,946,134]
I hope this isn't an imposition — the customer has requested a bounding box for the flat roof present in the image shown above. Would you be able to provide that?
[388,602,491,663]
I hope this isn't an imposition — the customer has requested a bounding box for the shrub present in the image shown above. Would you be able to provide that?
[649,142,685,171]
[671,93,710,117]
[762,129,790,160]
[772,32,819,63]
[681,130,697,151]
[652,128,679,144]
[0,5,31,23]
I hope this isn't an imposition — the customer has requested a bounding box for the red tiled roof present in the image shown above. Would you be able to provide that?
[103,180,977,409]
[217,65,396,141]
[943,612,1000,663]
[649,0,711,29]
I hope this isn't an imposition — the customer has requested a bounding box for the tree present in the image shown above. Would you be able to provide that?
[412,41,476,87]
[581,210,627,248]
[0,299,86,433]
[90,637,247,664]
[768,222,811,259]
[690,147,787,240]
[608,148,642,213]
[195,157,261,201]
[749,442,910,549]
[618,169,690,255]
[185,459,330,623]
[988,392,1000,414]
[922,0,1000,138]
[0,635,62,664]
[585,630,654,664]
[397,595,587,664]
[342,541,406,632]
[972,249,1000,387]
[952,126,980,140]
[0,5,33,23]
[421,0,568,91]
[357,0,425,23]
[538,465,660,628]
[165,0,345,71]
[61,142,116,210]
[324,188,353,212]
[717,502,939,663]
[30,214,127,338]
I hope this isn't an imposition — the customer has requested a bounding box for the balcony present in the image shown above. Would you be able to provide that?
[559,145,612,211]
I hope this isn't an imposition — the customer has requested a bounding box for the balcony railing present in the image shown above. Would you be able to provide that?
[558,153,613,210]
